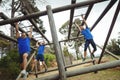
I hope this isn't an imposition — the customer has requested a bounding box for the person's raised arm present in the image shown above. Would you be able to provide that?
[81,15,88,28]
[74,22,81,31]
[36,41,39,48]
[42,40,46,45]
[28,25,33,38]
[15,22,20,38]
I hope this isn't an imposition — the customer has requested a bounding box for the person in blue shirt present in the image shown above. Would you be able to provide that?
[31,41,47,72]
[15,22,33,76]
[75,15,97,61]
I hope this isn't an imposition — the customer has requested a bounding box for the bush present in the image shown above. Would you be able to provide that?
[44,53,56,67]
[0,49,20,80]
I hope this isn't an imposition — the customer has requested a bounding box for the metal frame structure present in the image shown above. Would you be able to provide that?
[0,0,120,80]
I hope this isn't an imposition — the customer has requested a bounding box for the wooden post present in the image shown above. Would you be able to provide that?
[46,5,67,80]
[0,0,107,26]
[98,0,120,63]
[59,42,67,71]
[10,0,15,49]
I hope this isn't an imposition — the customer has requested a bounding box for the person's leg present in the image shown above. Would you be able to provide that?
[22,53,28,70]
[40,54,47,72]
[19,54,23,70]
[36,54,41,71]
[90,39,97,55]
[34,59,38,71]
[21,53,29,75]
[42,61,47,72]
[84,40,89,60]
[38,61,42,71]
[31,57,35,71]
[84,51,87,59]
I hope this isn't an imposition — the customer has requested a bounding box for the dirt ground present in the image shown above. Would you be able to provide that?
[25,56,120,80]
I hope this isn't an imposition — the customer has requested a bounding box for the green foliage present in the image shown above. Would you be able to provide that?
[107,39,120,55]
[20,0,46,35]
[59,20,69,35]
[0,39,10,48]
[59,18,82,35]
[0,49,20,80]
[74,18,82,26]
[44,53,56,67]
[59,18,84,60]
[63,46,69,56]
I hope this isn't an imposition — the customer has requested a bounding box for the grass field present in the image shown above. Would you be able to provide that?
[68,55,120,80]
[68,68,120,80]
[27,55,120,80]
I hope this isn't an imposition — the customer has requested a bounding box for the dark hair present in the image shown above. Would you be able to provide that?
[80,23,84,26]
[38,42,40,45]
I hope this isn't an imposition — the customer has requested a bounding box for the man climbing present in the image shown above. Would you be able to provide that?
[31,41,47,72]
[15,22,33,77]
[75,15,97,61]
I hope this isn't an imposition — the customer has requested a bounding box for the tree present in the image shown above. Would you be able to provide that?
[0,31,10,58]
[63,43,73,64]
[20,0,46,34]
[59,18,84,60]
[107,33,120,55]
[0,0,46,38]
[107,39,120,55]
[0,49,20,80]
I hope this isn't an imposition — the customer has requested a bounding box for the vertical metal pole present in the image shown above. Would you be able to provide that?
[98,0,120,64]
[46,5,67,80]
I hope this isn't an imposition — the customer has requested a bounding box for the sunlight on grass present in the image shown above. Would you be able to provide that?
[68,55,120,80]
[68,68,120,80]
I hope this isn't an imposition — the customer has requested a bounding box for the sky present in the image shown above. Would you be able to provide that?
[0,0,120,57]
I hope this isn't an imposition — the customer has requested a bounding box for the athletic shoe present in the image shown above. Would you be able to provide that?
[92,54,95,58]
[21,70,26,75]
[83,58,86,61]
[45,68,47,72]
[23,72,28,80]
[91,54,95,59]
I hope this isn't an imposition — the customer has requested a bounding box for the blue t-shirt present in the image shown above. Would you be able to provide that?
[81,26,93,40]
[38,45,45,55]
[17,37,31,54]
